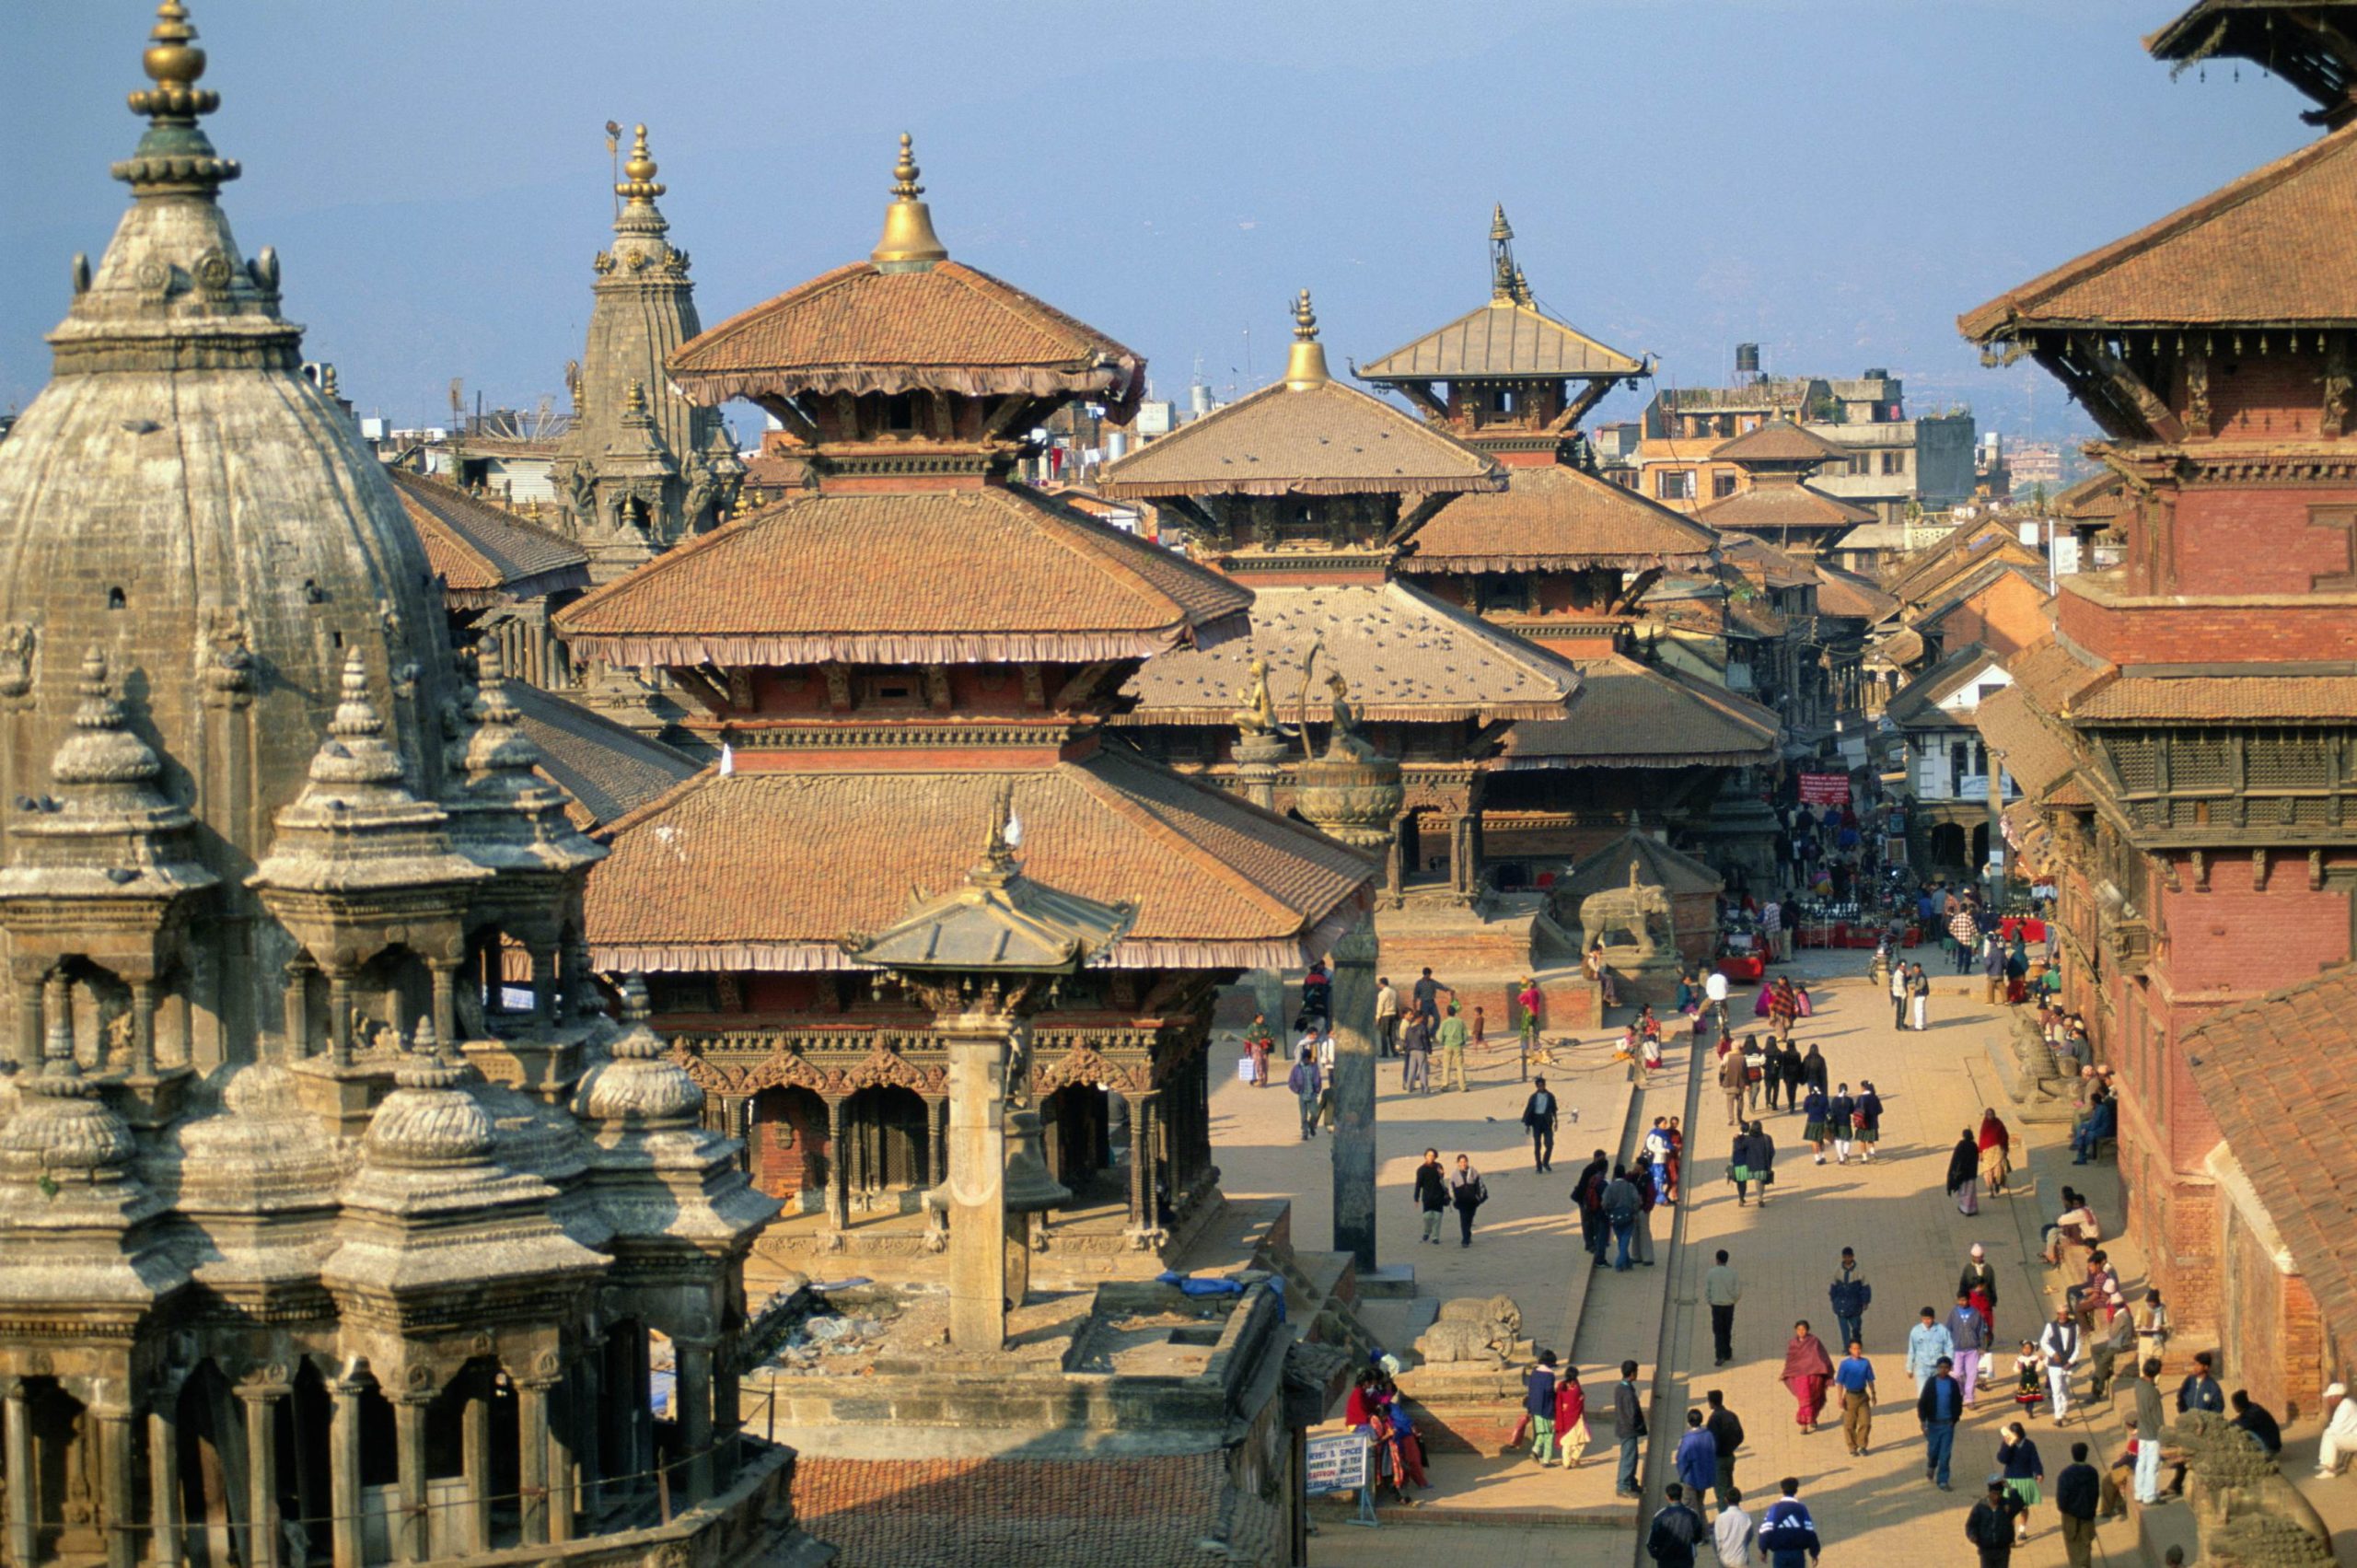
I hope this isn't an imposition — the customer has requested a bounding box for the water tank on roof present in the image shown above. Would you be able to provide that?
[1735,343,1760,375]
[1864,367,1888,380]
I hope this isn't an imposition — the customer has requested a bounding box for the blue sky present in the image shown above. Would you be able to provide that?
[0,2,2316,443]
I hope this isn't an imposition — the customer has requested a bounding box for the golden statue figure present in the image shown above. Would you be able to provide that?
[1230,656,1279,736]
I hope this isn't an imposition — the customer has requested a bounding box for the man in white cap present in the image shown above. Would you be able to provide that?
[2319,1381,2357,1479]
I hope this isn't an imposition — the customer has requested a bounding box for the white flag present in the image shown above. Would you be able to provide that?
[719,743,736,776]
[1004,812,1023,848]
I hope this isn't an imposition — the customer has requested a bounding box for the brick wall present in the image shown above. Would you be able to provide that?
[750,1086,830,1199]
[2054,580,2357,665]
[2172,483,2357,596]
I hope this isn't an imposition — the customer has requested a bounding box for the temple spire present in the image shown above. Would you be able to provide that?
[615,122,666,209]
[113,1,239,196]
[871,133,949,271]
[1283,289,1331,389]
[1491,204,1516,302]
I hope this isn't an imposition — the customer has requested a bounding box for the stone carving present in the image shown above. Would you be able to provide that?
[1577,862,1680,976]
[198,605,252,703]
[840,1044,939,1094]
[1413,1295,1523,1365]
[0,622,35,699]
[2172,1410,2332,1560]
[1031,1042,1144,1096]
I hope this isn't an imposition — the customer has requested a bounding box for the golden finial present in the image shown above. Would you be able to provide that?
[1284,289,1331,389]
[1513,265,1533,308]
[1491,203,1513,244]
[616,122,666,206]
[623,379,649,417]
[117,2,239,192]
[1491,203,1519,304]
[872,132,948,270]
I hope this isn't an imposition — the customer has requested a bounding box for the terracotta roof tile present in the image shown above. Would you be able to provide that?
[1882,642,2004,729]
[1357,299,1643,381]
[2073,674,2357,722]
[554,486,1250,667]
[503,682,701,828]
[1960,121,2357,336]
[1097,379,1503,499]
[2006,637,2114,717]
[1713,419,1848,466]
[1561,828,1724,898]
[795,1450,1284,1568]
[1395,463,1717,573]
[1883,519,2043,606]
[2054,470,2131,523]
[1813,563,1898,621]
[1973,684,2080,798]
[1717,532,1817,590]
[2185,963,2357,1354]
[669,260,1144,411]
[1500,655,1778,767]
[1695,482,1874,538]
[585,745,1373,972]
[388,469,588,605]
[1114,579,1577,726]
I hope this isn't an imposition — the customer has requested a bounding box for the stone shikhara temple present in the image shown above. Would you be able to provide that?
[0,7,821,1565]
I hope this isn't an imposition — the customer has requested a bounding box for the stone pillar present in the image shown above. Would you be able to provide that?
[547,1375,576,1544]
[281,960,309,1060]
[1233,733,1290,814]
[327,970,355,1066]
[129,981,157,1079]
[97,1408,135,1568]
[461,1373,493,1552]
[1329,921,1379,1271]
[943,1026,1012,1351]
[327,1381,363,1568]
[823,1098,849,1231]
[676,1342,714,1507]
[573,1345,603,1524]
[2,1379,29,1568]
[427,960,459,1048]
[150,1403,186,1568]
[42,972,70,1067]
[393,1396,430,1564]
[9,966,44,1073]
[924,1095,948,1189]
[1127,1090,1159,1235]
[530,947,558,1026]
[517,1378,552,1547]
[712,1339,740,1489]
[239,1384,283,1568]
[1450,814,1476,898]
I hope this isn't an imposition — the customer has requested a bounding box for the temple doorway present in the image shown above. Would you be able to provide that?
[749,1084,829,1204]
[1042,1083,1115,1202]
[841,1086,927,1196]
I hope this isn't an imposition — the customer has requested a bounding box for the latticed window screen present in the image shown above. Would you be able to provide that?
[2171,734,2233,788]
[2109,738,2158,792]
[2246,737,2331,790]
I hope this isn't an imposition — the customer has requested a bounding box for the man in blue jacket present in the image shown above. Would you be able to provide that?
[1829,1248,1871,1350]
[1917,1355,1965,1490]
[1674,1408,1717,1500]
[1759,1476,1821,1568]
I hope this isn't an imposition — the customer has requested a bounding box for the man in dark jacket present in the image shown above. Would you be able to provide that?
[1646,1483,1705,1567]
[1705,1388,1745,1507]
[1917,1357,1964,1489]
[1965,1475,2024,1566]
[1759,1477,1820,1568]
[2230,1388,2283,1455]
[1613,1360,1648,1497]
[2054,1441,2101,1568]
[2177,1351,2224,1415]
[1572,1150,1611,1263]
[1521,1076,1561,1172]
[1829,1249,1871,1351]
[1603,1166,1641,1272]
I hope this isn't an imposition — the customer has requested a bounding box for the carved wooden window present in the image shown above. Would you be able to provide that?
[2173,735,2233,789]
[2246,736,2330,790]
[650,974,719,1013]
[2110,738,2157,792]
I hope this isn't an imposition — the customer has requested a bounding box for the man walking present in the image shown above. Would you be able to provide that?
[1522,1075,1561,1172]
[1413,1148,1448,1246]
[1401,1011,1432,1093]
[1712,1487,1755,1568]
[1829,1249,1871,1352]
[2130,1357,2167,1504]
[1945,1293,1991,1404]
[1435,1002,1469,1092]
[1287,1046,1321,1140]
[1834,1340,1875,1458]
[2055,1441,2100,1568]
[1647,1484,1706,1568]
[1705,1390,1744,1508]
[1704,1250,1742,1367]
[1675,1410,1717,1503]
[1704,965,1732,1038]
[1890,957,1908,1028]
[1917,1356,1964,1490]
[1573,1150,1611,1264]
[1613,1359,1648,1498]
[1604,1164,1641,1272]
[1958,1242,2000,1330]
[1759,1478,1821,1568]
[1374,974,1399,1058]
[2039,1306,2082,1421]
[1966,1475,2025,1567]
[1719,1044,1749,1130]
[1908,1307,1956,1395]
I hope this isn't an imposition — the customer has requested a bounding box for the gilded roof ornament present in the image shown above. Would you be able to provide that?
[1283,288,1331,389]
[1491,203,1529,305]
[113,1,240,194]
[871,132,949,271]
[616,122,666,207]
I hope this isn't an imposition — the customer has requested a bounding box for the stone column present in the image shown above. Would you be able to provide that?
[823,1098,850,1231]
[327,970,355,1066]
[2,1379,29,1568]
[97,1408,135,1568]
[42,972,70,1068]
[1329,921,1379,1271]
[129,981,157,1079]
[392,1395,430,1563]
[924,1096,948,1189]
[281,960,310,1060]
[943,1025,1012,1351]
[427,960,459,1048]
[711,1339,740,1490]
[547,1375,577,1544]
[675,1342,714,1508]
[460,1373,493,1552]
[530,947,558,1025]
[517,1378,552,1547]
[573,1345,603,1524]
[150,1402,186,1568]
[327,1380,363,1568]
[1126,1090,1159,1236]
[239,1384,283,1568]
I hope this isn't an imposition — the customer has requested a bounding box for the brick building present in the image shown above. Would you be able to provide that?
[1967,3,2357,1413]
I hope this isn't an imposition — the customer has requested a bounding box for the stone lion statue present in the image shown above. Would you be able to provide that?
[2171,1409,2331,1556]
[1414,1295,1524,1366]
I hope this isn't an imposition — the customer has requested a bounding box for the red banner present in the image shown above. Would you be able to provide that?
[1796,772,1851,806]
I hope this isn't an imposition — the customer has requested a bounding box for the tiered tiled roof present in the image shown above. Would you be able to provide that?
[1959,120,2357,336]
[586,745,1373,974]
[669,258,1145,412]
[1097,378,1503,499]
[388,470,589,607]
[2073,674,2357,723]
[1395,463,1717,574]
[795,1450,1286,1568]
[1113,580,1577,726]
[1561,827,1724,899]
[1713,419,1847,466]
[553,486,1250,668]
[2053,470,2131,526]
[1882,517,2044,609]
[2185,963,2357,1355]
[503,682,700,828]
[1499,655,1778,768]
[1695,482,1873,538]
[1813,562,1899,621]
[2005,637,2113,717]
[1973,684,2080,800]
[1357,298,1644,381]
[1883,642,2006,730]
[1717,531,1817,590]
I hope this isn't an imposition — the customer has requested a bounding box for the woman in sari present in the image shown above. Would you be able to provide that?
[1947,1127,1981,1215]
[1977,1109,2014,1196]
[1553,1365,1590,1469]
[1782,1320,1835,1433]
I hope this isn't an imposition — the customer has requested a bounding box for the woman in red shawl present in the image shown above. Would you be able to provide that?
[1552,1365,1590,1468]
[1977,1108,2014,1196]
[1782,1319,1835,1432]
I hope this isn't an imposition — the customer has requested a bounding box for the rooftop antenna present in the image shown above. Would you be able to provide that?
[605,121,622,221]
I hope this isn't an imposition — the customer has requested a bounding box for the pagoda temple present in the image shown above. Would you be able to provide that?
[1692,419,1875,558]
[1355,212,1782,883]
[1968,0,2357,1413]
[0,8,814,1565]
[553,139,1376,1282]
